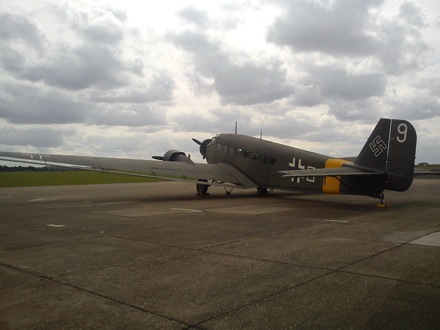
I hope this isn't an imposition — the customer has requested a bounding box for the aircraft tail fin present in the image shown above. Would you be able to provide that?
[355,118,417,192]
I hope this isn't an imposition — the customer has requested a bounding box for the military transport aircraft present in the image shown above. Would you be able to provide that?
[0,118,427,206]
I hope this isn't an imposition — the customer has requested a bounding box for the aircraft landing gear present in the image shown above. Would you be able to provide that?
[223,187,234,195]
[257,187,268,194]
[196,179,209,196]
[377,193,390,208]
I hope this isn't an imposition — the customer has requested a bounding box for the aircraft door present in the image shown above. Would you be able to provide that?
[254,154,275,186]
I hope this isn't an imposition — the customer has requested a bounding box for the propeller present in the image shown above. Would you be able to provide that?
[192,138,212,159]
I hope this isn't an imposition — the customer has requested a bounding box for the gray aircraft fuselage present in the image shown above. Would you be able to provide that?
[204,134,384,197]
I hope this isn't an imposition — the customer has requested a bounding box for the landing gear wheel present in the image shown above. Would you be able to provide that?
[377,193,390,208]
[196,179,209,196]
[257,187,268,194]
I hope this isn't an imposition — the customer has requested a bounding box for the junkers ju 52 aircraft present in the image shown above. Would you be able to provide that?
[0,118,421,206]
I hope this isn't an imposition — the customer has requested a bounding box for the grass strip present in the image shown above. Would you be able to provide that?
[0,171,161,187]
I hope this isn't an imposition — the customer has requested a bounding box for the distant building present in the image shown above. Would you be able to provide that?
[418,162,429,166]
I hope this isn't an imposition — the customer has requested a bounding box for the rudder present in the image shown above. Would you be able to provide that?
[386,119,417,191]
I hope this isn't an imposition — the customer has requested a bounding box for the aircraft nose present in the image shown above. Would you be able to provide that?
[192,138,212,159]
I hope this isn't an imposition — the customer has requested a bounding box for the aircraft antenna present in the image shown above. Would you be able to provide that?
[235,121,237,134]
[260,129,263,140]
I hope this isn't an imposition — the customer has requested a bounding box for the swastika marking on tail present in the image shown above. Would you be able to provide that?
[369,135,387,157]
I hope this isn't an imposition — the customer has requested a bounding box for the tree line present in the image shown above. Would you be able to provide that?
[0,166,73,172]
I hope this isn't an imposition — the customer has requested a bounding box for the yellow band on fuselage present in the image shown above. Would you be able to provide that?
[322,158,351,194]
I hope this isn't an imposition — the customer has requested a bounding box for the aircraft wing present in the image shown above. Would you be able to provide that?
[280,166,383,178]
[0,151,257,189]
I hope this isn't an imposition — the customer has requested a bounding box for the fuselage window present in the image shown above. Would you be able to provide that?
[259,155,276,165]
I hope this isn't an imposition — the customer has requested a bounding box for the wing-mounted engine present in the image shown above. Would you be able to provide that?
[152,150,194,164]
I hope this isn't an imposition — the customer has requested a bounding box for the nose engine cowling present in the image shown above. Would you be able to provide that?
[192,138,212,159]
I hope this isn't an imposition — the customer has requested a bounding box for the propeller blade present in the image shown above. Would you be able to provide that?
[192,138,202,145]
[152,156,164,160]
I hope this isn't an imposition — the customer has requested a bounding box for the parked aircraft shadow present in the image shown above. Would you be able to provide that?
[136,189,378,211]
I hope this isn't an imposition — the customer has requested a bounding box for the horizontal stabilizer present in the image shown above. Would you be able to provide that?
[413,169,440,176]
[280,166,383,178]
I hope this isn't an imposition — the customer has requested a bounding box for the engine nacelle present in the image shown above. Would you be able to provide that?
[154,150,194,164]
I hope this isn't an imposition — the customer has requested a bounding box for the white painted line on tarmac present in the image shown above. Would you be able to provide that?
[323,219,348,223]
[29,198,56,202]
[171,208,203,213]
[99,202,132,206]
[409,232,440,247]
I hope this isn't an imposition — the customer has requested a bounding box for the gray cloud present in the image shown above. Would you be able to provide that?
[289,64,386,116]
[328,99,381,121]
[177,6,209,28]
[78,7,126,45]
[170,106,244,133]
[0,84,87,125]
[267,0,429,75]
[376,23,428,74]
[289,85,322,107]
[169,31,293,105]
[90,73,175,103]
[0,126,66,148]
[398,2,426,27]
[267,0,383,56]
[0,1,439,163]
[0,6,174,134]
[55,4,127,44]
[0,13,44,74]
[21,44,127,90]
[0,80,168,127]
[0,9,131,91]
[0,46,27,73]
[0,13,43,51]
[82,24,124,45]
[86,104,167,127]
[300,65,386,101]
[390,97,440,120]
[418,74,440,97]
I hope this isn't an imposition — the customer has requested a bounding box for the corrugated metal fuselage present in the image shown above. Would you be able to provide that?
[204,134,385,197]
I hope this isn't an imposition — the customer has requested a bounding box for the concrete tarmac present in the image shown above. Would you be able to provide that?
[0,179,439,329]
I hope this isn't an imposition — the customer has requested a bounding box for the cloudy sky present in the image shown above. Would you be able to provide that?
[1,0,439,164]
